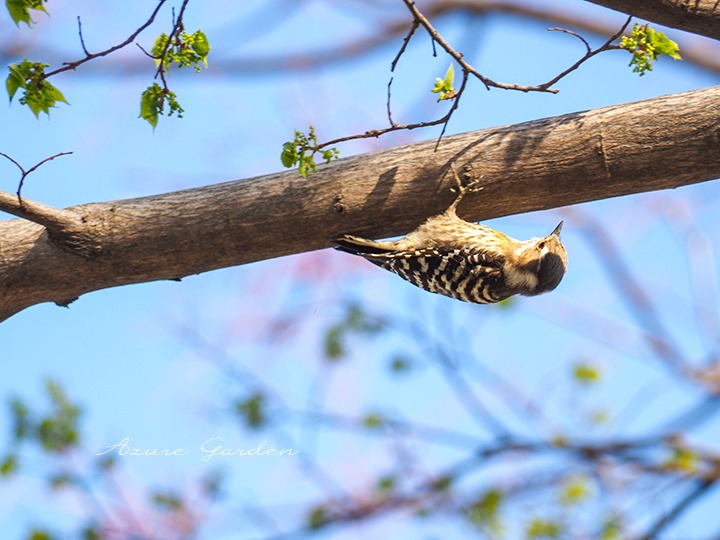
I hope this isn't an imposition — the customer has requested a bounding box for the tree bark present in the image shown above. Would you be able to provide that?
[585,0,720,41]
[1,85,719,321]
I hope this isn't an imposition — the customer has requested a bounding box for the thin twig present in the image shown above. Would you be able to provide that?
[391,19,419,72]
[434,70,468,150]
[386,77,397,127]
[317,2,629,152]
[317,107,458,149]
[151,0,192,89]
[573,210,695,380]
[538,17,630,91]
[18,152,73,200]
[76,16,91,56]
[0,151,79,231]
[636,478,717,540]
[548,27,592,55]
[0,151,73,201]
[402,0,630,93]
[44,0,167,78]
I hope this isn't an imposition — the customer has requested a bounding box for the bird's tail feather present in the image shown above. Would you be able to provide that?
[335,235,392,256]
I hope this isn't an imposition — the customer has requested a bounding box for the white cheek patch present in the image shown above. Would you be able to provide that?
[504,266,539,289]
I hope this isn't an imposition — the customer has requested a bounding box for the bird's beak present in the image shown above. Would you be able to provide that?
[550,221,563,237]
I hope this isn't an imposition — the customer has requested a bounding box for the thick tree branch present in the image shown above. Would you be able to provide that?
[1,86,719,321]
[0,190,82,232]
[586,0,720,41]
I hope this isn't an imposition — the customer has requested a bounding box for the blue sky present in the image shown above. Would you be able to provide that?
[1,1,720,538]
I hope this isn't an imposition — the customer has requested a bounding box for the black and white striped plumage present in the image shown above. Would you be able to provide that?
[336,179,567,304]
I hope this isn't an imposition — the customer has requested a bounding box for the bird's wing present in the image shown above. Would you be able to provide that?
[340,241,510,304]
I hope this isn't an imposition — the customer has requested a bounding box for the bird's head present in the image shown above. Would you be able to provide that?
[506,221,568,296]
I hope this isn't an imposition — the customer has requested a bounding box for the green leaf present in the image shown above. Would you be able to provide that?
[235,392,267,429]
[6,60,69,117]
[589,409,610,425]
[444,62,455,87]
[279,126,339,176]
[665,444,698,472]
[281,142,297,168]
[27,529,56,540]
[619,23,681,76]
[559,476,590,505]
[647,27,681,59]
[363,412,385,429]
[139,82,183,127]
[376,475,396,493]
[496,296,516,310]
[140,85,161,128]
[49,472,76,489]
[526,518,563,539]
[191,30,211,61]
[10,397,31,440]
[37,380,81,451]
[152,490,184,511]
[153,29,211,73]
[431,62,456,101]
[468,489,503,530]
[46,84,69,105]
[6,0,31,25]
[324,325,344,360]
[6,0,47,26]
[0,453,18,476]
[345,304,383,333]
[389,356,411,374]
[81,526,102,540]
[308,505,330,529]
[430,474,454,491]
[96,455,116,471]
[572,361,601,385]
[6,64,25,100]
[599,518,623,540]
[151,33,170,67]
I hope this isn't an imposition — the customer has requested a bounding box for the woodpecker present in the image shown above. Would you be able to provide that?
[335,170,567,304]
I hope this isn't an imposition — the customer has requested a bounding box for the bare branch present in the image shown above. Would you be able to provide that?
[390,19,420,72]
[570,209,696,380]
[0,151,74,200]
[0,189,81,232]
[636,478,717,540]
[537,17,631,94]
[401,0,630,94]
[14,2,719,78]
[76,16,91,57]
[315,3,630,151]
[548,27,592,55]
[43,0,167,78]
[1,86,719,321]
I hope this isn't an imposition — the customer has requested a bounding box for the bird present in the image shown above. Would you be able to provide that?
[335,167,567,304]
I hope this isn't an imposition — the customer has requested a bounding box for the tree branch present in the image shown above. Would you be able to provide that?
[636,478,717,540]
[586,0,720,41]
[208,1,720,76]
[10,1,720,79]
[1,86,719,321]
[0,190,82,232]
[43,0,167,78]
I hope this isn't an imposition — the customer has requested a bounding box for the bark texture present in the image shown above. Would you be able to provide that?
[586,0,720,40]
[1,86,719,321]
